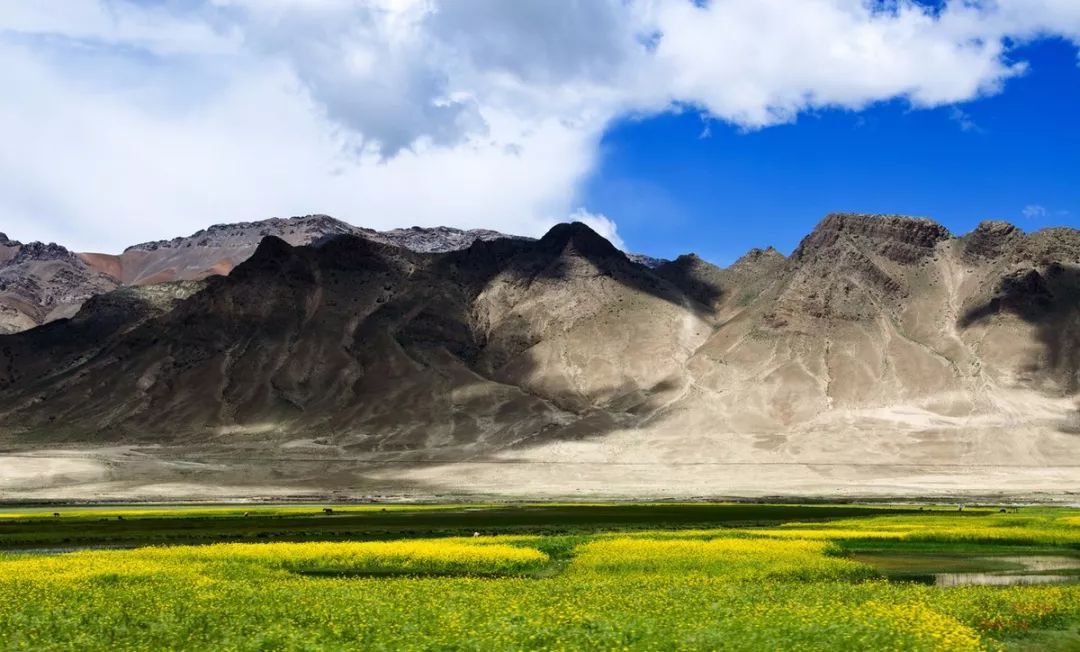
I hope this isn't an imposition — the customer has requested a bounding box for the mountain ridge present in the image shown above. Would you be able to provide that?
[0,215,671,334]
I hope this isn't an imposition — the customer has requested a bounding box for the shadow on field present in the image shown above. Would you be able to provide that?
[0,503,945,551]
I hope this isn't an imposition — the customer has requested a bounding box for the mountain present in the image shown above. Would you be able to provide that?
[82,215,530,287]
[0,213,1077,501]
[0,235,121,335]
[1,215,665,334]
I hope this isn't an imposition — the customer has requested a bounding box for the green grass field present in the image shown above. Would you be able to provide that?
[0,503,1077,650]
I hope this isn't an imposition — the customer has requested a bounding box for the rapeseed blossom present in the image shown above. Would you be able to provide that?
[0,509,1076,650]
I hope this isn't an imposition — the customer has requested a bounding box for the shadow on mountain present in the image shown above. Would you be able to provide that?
[440,222,722,317]
[958,263,1080,432]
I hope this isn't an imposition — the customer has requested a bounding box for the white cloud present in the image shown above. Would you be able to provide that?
[648,0,1022,126]
[2,0,1080,252]
[949,107,981,133]
[0,38,597,251]
[1022,204,1048,219]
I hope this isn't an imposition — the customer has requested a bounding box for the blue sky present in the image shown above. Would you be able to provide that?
[1,1,1080,262]
[586,37,1080,263]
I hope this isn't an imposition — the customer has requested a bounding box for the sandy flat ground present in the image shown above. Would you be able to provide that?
[2,388,1076,503]
[1,425,1077,503]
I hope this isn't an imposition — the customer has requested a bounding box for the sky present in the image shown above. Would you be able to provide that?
[586,37,1080,263]
[1,1,1079,263]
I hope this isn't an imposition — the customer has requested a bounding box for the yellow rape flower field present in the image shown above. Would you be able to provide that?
[0,505,1077,651]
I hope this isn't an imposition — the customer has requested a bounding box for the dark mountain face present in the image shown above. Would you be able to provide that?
[1,213,1078,500]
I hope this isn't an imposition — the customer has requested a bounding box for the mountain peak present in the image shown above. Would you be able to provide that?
[974,220,1020,234]
[539,221,620,258]
[248,234,295,261]
[962,220,1023,260]
[377,225,526,253]
[125,214,358,253]
[794,212,950,264]
[12,241,79,264]
[226,235,313,287]
[732,246,784,268]
[813,212,950,239]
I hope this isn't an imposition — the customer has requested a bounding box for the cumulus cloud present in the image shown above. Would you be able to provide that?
[649,0,1020,126]
[220,0,487,157]
[2,0,1080,252]
[0,37,596,251]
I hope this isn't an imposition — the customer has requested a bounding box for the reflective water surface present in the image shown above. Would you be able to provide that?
[854,553,1080,587]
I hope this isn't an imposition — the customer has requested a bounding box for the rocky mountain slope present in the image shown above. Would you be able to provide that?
[1,216,538,334]
[0,213,1077,500]
[3,216,668,335]
[0,235,121,335]
[83,215,531,287]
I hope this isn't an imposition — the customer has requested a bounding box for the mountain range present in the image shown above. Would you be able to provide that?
[0,216,664,335]
[0,213,1077,501]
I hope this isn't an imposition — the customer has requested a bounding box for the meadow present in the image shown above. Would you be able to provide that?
[0,503,1077,650]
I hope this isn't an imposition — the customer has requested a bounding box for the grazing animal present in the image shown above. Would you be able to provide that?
[52,513,60,517]
[323,508,334,515]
